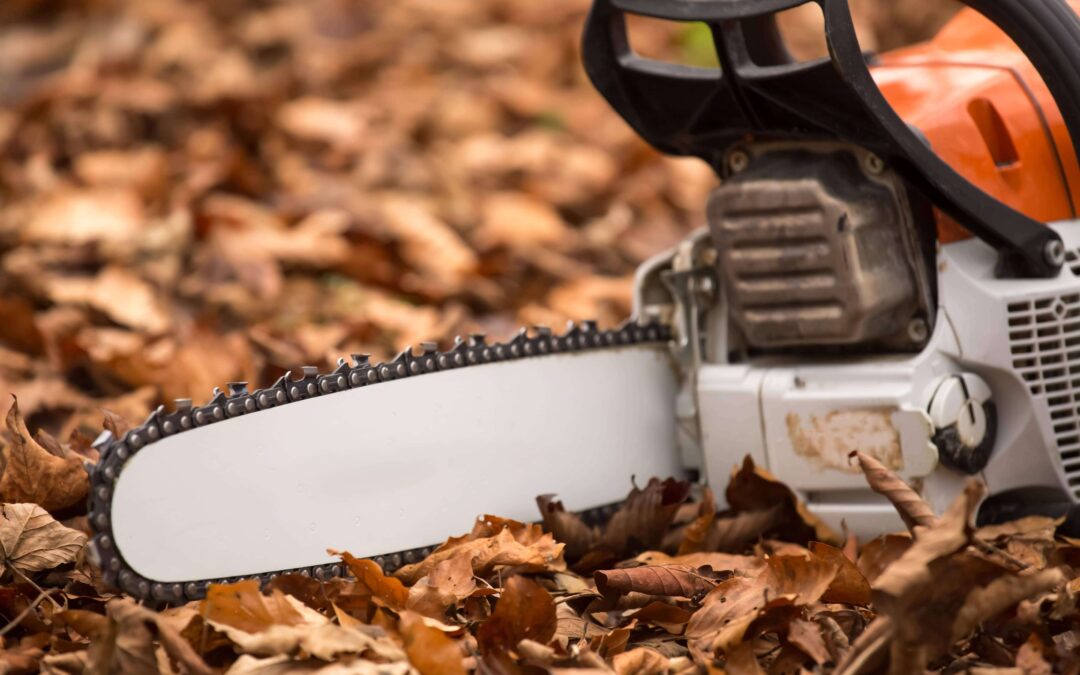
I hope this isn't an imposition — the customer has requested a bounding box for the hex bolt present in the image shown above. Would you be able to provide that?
[908,317,930,344]
[727,150,750,174]
[863,153,885,175]
[1045,239,1067,268]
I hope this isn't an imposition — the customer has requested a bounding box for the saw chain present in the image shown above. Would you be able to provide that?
[87,318,671,603]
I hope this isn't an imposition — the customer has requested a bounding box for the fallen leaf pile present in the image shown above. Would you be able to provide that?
[3,0,1044,672]
[0,0,961,438]
[3,391,1080,674]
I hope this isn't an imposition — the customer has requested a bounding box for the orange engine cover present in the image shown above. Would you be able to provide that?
[872,3,1080,243]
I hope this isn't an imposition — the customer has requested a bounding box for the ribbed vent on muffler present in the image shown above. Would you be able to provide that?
[1008,294,1080,495]
[707,149,931,351]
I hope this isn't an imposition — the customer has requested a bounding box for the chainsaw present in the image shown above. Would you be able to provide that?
[87,0,1080,602]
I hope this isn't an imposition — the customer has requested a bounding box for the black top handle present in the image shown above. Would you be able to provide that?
[582,0,1080,278]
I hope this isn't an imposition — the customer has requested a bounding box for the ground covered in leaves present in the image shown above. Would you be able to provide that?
[4,427,1080,674]
[8,0,1068,672]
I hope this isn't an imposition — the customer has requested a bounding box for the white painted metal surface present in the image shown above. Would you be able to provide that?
[112,347,680,582]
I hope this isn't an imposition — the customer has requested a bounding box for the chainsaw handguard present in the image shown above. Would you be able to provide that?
[582,0,1080,278]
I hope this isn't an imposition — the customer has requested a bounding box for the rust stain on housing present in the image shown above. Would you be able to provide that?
[786,409,904,472]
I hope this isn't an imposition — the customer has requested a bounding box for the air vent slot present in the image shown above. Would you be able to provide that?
[1008,294,1080,495]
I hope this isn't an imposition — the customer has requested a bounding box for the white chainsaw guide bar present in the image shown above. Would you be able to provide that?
[99,342,681,595]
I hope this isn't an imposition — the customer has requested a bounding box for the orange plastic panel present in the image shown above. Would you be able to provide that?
[870,3,1080,243]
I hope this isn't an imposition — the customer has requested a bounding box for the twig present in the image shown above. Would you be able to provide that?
[11,568,63,611]
[0,588,60,638]
[970,538,1030,571]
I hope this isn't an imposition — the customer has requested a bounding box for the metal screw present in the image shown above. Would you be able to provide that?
[728,150,750,174]
[863,153,885,175]
[1045,239,1066,268]
[907,317,930,344]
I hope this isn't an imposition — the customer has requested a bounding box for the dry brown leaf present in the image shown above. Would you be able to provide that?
[833,616,892,675]
[677,488,716,555]
[299,623,407,662]
[810,542,872,606]
[339,552,408,611]
[406,553,477,618]
[635,550,765,575]
[537,494,597,561]
[44,266,171,334]
[100,409,133,440]
[400,610,468,675]
[594,565,716,599]
[706,506,787,552]
[40,651,90,675]
[202,583,386,659]
[686,553,839,654]
[873,480,985,598]
[24,188,144,246]
[612,647,668,675]
[951,568,1066,643]
[856,534,912,584]
[599,478,690,556]
[201,579,307,633]
[89,599,213,675]
[379,197,478,290]
[477,575,557,655]
[0,502,86,574]
[788,617,831,665]
[555,602,609,642]
[851,451,936,532]
[724,640,766,675]
[475,191,571,251]
[395,516,565,584]
[1,397,89,513]
[1015,634,1052,675]
[276,97,370,149]
[726,455,838,545]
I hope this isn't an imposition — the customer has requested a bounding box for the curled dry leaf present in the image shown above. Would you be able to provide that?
[724,640,766,675]
[612,646,668,675]
[872,480,985,599]
[400,610,468,675]
[635,550,765,575]
[406,553,477,619]
[537,494,597,561]
[727,456,838,545]
[555,602,609,642]
[477,575,557,655]
[0,502,86,574]
[626,602,695,633]
[951,568,1067,643]
[788,618,831,666]
[810,542,873,606]
[1,397,89,513]
[594,565,716,599]
[338,552,408,611]
[395,516,565,584]
[677,488,716,555]
[706,505,787,552]
[686,553,840,654]
[599,478,690,556]
[856,534,912,584]
[850,451,936,532]
[44,266,171,334]
[89,599,213,675]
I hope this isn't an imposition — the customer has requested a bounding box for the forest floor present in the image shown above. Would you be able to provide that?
[5,1,1076,673]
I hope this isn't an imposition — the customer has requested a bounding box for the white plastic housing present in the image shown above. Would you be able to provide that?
[690,220,1080,536]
